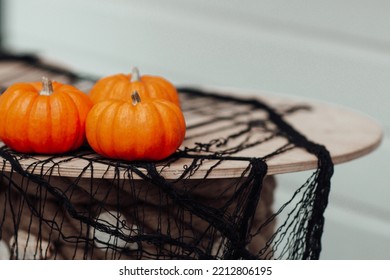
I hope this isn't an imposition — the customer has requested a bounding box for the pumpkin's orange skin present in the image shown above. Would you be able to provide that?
[89,73,180,107]
[0,81,93,154]
[86,96,186,161]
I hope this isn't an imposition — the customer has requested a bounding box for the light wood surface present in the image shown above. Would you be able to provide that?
[0,87,383,179]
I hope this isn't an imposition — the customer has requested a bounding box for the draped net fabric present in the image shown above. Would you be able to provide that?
[0,53,333,260]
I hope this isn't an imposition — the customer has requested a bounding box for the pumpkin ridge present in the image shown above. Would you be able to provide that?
[146,102,166,160]
[144,82,165,101]
[89,103,107,157]
[0,90,25,141]
[153,101,183,158]
[69,96,84,151]
[86,104,103,155]
[48,93,64,152]
[129,101,147,160]
[108,77,128,100]
[61,90,90,151]
[28,95,52,153]
[110,102,127,159]
[3,92,36,152]
[51,92,79,153]
[116,78,132,100]
[19,93,39,152]
[45,95,53,153]
[144,76,179,106]
[90,74,131,103]
[95,102,120,158]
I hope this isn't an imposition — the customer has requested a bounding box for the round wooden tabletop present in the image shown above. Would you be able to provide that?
[0,86,383,179]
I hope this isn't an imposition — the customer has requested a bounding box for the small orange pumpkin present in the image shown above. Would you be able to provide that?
[86,91,186,161]
[0,77,93,154]
[89,67,180,107]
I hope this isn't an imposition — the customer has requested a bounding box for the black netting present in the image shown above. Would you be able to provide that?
[0,52,333,260]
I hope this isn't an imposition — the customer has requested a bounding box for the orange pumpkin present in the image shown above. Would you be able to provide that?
[86,91,186,161]
[89,67,180,106]
[0,77,93,154]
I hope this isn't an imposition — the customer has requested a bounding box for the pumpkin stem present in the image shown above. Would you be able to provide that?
[132,91,141,105]
[130,67,140,82]
[40,76,53,96]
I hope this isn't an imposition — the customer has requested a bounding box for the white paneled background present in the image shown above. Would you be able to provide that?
[2,0,389,259]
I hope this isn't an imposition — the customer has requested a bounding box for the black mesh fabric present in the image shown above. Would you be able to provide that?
[0,53,333,260]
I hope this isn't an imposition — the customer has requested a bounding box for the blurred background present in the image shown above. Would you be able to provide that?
[0,0,389,259]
